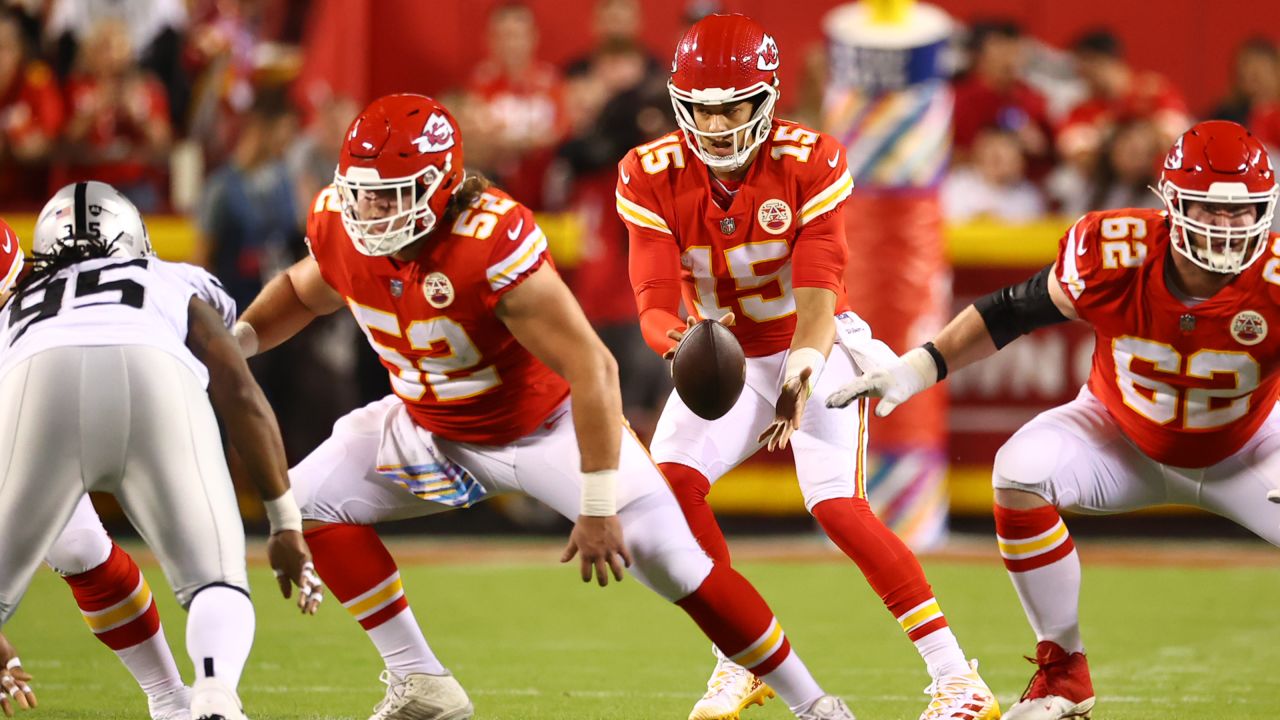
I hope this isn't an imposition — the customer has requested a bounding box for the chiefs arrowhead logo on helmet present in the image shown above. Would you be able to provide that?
[757,34,780,71]
[1164,135,1184,171]
[414,113,456,154]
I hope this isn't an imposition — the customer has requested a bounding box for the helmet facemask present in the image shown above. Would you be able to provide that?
[669,81,778,171]
[335,154,452,257]
[1159,179,1279,274]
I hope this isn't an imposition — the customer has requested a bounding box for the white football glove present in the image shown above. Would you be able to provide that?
[826,346,938,416]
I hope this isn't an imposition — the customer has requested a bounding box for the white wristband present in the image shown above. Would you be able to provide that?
[784,347,826,390]
[264,489,303,534]
[579,469,618,517]
[232,320,259,358]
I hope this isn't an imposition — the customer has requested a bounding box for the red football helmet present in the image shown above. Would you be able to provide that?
[1158,120,1279,273]
[669,14,781,171]
[335,94,465,256]
[0,217,23,297]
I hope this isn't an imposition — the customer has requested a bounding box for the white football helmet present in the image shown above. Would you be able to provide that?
[34,181,153,259]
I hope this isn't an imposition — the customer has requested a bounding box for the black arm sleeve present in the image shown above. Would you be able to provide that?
[973,264,1069,349]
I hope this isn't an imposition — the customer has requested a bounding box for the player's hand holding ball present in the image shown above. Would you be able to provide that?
[0,633,35,717]
[827,346,939,416]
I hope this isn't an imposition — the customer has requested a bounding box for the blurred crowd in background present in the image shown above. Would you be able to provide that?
[3,0,1280,467]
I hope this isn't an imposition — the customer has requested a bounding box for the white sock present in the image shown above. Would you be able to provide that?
[1009,550,1084,653]
[115,627,186,698]
[760,653,824,714]
[915,626,970,679]
[367,608,446,676]
[186,586,255,690]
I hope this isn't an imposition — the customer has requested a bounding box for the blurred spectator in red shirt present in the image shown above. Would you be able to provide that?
[1057,30,1191,171]
[458,1,566,209]
[0,9,65,208]
[44,0,189,130]
[942,127,1045,223]
[58,18,173,212]
[550,32,673,440]
[952,20,1054,178]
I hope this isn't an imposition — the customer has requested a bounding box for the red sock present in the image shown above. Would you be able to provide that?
[676,564,791,675]
[993,504,1076,572]
[812,497,947,640]
[305,524,409,630]
[63,543,161,651]
[660,462,731,565]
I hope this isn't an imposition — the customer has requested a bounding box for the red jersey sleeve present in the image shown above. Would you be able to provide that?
[616,149,683,355]
[481,199,550,310]
[792,133,853,293]
[1055,210,1159,321]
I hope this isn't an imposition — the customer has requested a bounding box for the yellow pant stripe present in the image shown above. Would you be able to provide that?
[732,620,784,669]
[82,577,153,634]
[997,521,1068,558]
[345,576,405,619]
[897,599,942,633]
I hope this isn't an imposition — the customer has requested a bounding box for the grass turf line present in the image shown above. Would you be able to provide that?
[6,543,1280,719]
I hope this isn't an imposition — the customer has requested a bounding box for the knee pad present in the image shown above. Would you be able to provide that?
[45,526,113,576]
[992,426,1074,501]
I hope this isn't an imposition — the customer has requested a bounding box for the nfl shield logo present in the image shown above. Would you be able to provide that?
[1179,314,1195,333]
[389,279,404,297]
[719,217,736,235]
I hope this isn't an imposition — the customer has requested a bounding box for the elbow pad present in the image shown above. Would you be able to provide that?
[973,264,1068,349]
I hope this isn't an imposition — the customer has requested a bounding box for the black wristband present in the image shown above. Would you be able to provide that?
[921,341,948,382]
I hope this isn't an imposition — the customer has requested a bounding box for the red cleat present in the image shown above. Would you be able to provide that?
[1003,641,1095,719]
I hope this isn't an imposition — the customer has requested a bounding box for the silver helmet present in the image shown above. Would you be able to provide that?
[33,182,153,259]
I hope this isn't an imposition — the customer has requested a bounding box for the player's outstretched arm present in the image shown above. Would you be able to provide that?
[828,262,1078,414]
[0,632,35,717]
[234,256,345,358]
[186,297,324,614]
[495,263,633,587]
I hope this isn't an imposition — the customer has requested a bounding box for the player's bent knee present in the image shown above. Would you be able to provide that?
[622,502,714,601]
[45,526,113,576]
[992,427,1071,503]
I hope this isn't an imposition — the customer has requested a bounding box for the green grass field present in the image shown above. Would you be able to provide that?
[7,537,1280,719]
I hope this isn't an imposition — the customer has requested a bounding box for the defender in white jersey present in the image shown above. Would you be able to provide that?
[0,183,321,720]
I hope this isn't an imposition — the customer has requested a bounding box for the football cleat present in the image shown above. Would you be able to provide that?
[149,685,192,720]
[919,659,1001,719]
[796,695,857,720]
[1003,642,1094,720]
[369,670,474,720]
[688,652,775,720]
[189,677,247,720]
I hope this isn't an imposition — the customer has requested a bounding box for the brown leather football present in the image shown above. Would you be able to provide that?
[671,319,746,420]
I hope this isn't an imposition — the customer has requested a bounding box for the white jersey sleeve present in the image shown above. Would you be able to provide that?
[154,260,237,330]
[0,257,216,387]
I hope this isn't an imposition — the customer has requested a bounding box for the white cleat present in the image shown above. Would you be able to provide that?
[189,677,247,720]
[919,659,1001,719]
[368,670,474,720]
[149,685,192,720]
[796,695,857,720]
[1002,695,1093,720]
[688,653,775,720]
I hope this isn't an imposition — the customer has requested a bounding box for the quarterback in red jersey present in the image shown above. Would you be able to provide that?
[830,120,1280,720]
[619,14,998,720]
[235,94,856,720]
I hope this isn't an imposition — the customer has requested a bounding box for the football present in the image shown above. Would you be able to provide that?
[671,319,746,420]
